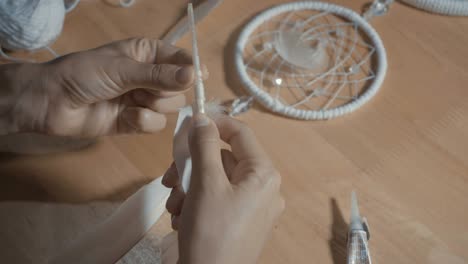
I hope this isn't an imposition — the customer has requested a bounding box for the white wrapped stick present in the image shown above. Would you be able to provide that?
[163,0,224,45]
[188,3,206,114]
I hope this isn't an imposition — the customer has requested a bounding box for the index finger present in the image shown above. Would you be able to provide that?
[215,117,269,162]
[156,42,193,65]
[111,38,193,65]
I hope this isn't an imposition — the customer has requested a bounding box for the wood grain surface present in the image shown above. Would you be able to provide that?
[1,0,468,263]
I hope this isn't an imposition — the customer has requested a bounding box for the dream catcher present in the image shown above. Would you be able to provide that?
[231,0,468,119]
[231,1,388,120]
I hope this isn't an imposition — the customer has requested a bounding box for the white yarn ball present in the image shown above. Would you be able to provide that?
[0,0,66,51]
[400,0,468,16]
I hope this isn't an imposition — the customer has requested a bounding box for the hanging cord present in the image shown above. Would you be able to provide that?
[45,46,60,58]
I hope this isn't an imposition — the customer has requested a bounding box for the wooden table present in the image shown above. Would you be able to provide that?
[1,0,468,263]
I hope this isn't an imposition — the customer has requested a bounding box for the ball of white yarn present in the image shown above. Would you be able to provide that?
[0,0,66,51]
[400,0,468,16]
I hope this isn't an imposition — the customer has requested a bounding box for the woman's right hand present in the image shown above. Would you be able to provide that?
[163,115,285,264]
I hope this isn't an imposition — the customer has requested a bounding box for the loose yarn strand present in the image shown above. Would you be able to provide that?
[45,46,60,58]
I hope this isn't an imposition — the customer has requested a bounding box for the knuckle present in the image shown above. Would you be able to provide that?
[135,37,150,49]
[248,164,281,190]
[151,64,162,83]
[166,194,183,214]
[162,169,177,187]
[171,215,179,230]
[165,193,175,208]
[130,38,156,61]
[165,200,173,212]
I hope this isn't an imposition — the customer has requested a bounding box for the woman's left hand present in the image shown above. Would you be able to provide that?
[0,38,199,138]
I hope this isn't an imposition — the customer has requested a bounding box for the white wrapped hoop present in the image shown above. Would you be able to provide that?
[234,2,388,120]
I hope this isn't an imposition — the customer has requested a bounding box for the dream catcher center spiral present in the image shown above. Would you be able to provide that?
[235,2,387,120]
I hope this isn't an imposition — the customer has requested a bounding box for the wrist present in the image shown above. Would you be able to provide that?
[0,63,47,135]
[0,64,20,135]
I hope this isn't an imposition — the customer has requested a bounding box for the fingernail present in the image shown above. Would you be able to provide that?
[175,66,193,85]
[192,113,210,127]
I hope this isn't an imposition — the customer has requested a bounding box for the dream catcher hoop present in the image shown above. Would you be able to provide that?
[233,2,388,120]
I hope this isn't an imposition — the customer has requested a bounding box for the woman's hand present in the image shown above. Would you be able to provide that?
[0,38,197,137]
[163,115,285,264]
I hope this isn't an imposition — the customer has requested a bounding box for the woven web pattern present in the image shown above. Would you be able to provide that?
[242,10,377,111]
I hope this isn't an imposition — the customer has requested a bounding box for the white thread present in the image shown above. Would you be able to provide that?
[400,0,468,16]
[45,46,60,58]
[234,2,388,120]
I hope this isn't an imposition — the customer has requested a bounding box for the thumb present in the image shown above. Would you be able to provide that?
[121,60,194,91]
[189,114,228,189]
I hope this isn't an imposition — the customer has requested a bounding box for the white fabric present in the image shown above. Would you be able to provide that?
[0,177,169,264]
[50,177,171,264]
